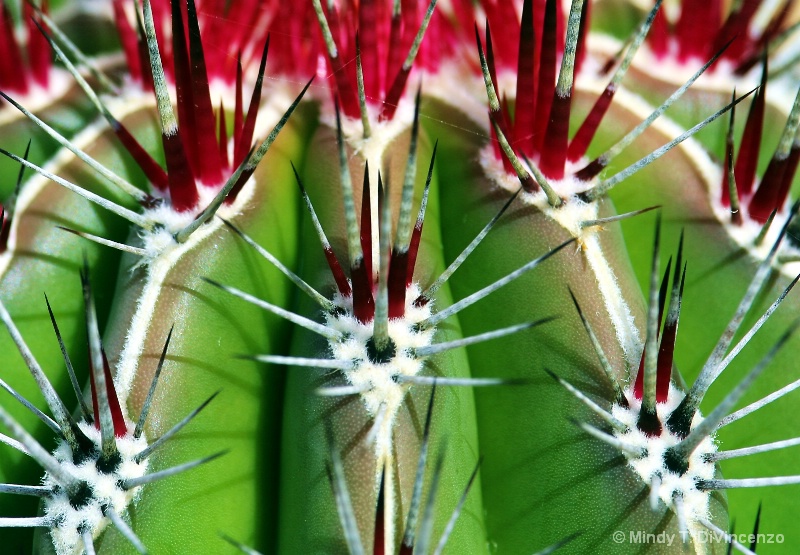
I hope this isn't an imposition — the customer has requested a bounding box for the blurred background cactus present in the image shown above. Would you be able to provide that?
[1,0,800,554]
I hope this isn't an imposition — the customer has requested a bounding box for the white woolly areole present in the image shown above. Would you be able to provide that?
[611,384,717,546]
[325,283,434,463]
[44,422,148,555]
[480,149,643,367]
[323,283,434,555]
[136,175,253,263]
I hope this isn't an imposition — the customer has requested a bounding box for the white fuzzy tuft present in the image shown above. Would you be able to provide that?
[322,282,436,555]
[325,284,434,461]
[611,384,718,539]
[43,422,148,555]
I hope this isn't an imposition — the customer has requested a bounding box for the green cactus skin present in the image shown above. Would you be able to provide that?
[420,41,800,549]
[0,14,150,516]
[0,93,315,555]
[1,0,314,551]
[588,29,800,545]
[4,1,800,554]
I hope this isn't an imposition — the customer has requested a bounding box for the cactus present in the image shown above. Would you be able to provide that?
[1,0,800,554]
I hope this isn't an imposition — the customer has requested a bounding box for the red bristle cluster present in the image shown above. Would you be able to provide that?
[539,85,573,179]
[321,167,425,324]
[178,0,223,186]
[265,2,319,79]
[88,349,129,438]
[113,0,142,84]
[373,474,386,555]
[633,261,670,402]
[733,63,768,201]
[350,168,376,323]
[199,0,264,82]
[391,148,433,318]
[648,5,668,58]
[512,0,536,158]
[111,0,273,211]
[114,122,170,192]
[478,23,508,172]
[480,0,599,182]
[481,0,566,75]
[632,357,645,400]
[655,273,683,403]
[387,249,410,319]
[360,166,374,288]
[313,0,453,122]
[325,245,353,298]
[567,86,614,163]
[405,210,426,288]
[647,0,791,75]
[749,147,800,223]
[574,0,590,75]
[160,131,199,212]
[721,65,800,224]
[114,0,271,87]
[0,2,52,97]
[352,256,376,323]
[115,1,464,125]
[531,0,559,160]
[633,326,677,404]
[634,240,685,406]
[674,0,721,63]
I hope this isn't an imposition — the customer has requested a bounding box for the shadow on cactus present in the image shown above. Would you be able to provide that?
[0,266,222,554]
